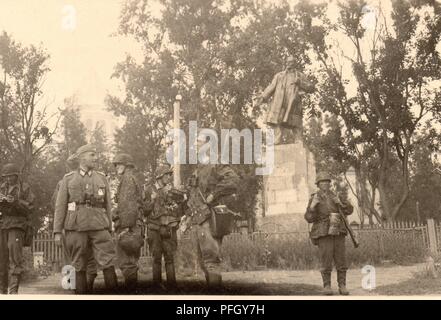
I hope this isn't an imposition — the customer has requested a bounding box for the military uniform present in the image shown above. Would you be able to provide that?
[112,154,144,290]
[185,164,239,287]
[54,144,118,294]
[304,172,353,295]
[0,164,35,294]
[52,179,98,291]
[143,165,186,288]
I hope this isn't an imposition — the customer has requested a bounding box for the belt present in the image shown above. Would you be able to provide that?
[76,202,106,209]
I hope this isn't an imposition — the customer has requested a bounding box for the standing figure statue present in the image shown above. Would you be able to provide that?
[255,55,315,145]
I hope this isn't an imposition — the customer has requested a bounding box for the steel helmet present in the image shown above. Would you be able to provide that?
[1,163,20,177]
[112,153,135,168]
[155,165,173,179]
[118,230,144,255]
[315,171,332,185]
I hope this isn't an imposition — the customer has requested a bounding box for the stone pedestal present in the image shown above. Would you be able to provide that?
[262,141,316,231]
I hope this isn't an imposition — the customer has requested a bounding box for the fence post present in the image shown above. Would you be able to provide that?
[427,218,438,255]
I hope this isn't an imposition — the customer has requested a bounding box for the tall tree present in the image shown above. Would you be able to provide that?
[304,0,441,221]
[0,31,60,175]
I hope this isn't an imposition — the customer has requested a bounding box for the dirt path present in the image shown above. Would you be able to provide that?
[18,263,423,296]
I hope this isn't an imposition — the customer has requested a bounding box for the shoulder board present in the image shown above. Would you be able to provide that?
[64,171,75,178]
[96,171,106,176]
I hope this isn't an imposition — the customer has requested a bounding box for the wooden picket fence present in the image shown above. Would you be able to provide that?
[31,219,440,269]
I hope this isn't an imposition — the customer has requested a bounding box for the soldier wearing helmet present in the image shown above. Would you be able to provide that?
[0,163,35,294]
[304,171,353,296]
[111,152,144,292]
[53,144,118,294]
[143,164,186,290]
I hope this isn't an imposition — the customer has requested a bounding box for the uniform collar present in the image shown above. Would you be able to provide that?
[79,167,93,177]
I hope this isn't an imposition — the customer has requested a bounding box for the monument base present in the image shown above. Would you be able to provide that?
[261,141,316,232]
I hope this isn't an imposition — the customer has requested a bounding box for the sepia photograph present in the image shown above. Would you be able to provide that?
[0,0,440,302]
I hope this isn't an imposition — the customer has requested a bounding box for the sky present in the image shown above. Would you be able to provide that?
[0,0,142,111]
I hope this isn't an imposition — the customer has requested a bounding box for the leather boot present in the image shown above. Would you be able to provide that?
[8,275,20,294]
[0,271,8,294]
[124,274,138,293]
[321,272,333,295]
[103,267,118,292]
[75,271,87,294]
[206,272,222,288]
[337,270,349,296]
[165,262,177,288]
[152,262,162,285]
[86,273,97,294]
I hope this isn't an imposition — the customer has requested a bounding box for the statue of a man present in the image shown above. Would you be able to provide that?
[255,55,315,145]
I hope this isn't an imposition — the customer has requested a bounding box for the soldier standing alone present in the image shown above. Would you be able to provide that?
[54,144,118,294]
[304,172,353,295]
[0,163,35,294]
[111,153,144,292]
[143,164,186,289]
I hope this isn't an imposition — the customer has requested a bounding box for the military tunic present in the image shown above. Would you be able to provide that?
[186,164,239,282]
[304,190,353,273]
[143,181,186,285]
[112,168,143,280]
[0,180,34,283]
[54,168,116,272]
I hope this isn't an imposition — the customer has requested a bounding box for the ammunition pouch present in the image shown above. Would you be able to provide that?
[159,225,172,239]
[209,205,238,238]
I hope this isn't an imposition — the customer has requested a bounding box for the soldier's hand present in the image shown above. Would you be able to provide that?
[54,233,62,247]
[205,194,214,204]
[151,191,158,200]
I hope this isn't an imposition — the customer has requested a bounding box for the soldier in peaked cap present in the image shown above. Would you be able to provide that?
[304,171,353,296]
[111,153,144,292]
[0,163,35,294]
[54,144,118,294]
[51,154,98,293]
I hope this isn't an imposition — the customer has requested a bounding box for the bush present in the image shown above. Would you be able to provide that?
[211,230,428,271]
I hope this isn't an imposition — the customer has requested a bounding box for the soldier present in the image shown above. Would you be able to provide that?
[0,163,35,294]
[184,143,240,288]
[54,144,118,294]
[111,153,144,292]
[51,155,98,293]
[304,172,353,295]
[143,164,186,289]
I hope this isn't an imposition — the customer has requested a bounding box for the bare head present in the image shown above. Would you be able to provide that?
[78,151,98,171]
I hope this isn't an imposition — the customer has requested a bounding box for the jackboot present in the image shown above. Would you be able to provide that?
[337,270,349,296]
[165,262,177,288]
[206,272,222,289]
[124,274,138,294]
[103,266,118,292]
[321,272,333,296]
[0,271,8,294]
[86,273,97,294]
[8,275,20,294]
[152,262,162,285]
[74,271,87,295]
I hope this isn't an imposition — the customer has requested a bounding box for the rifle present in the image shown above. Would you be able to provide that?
[337,205,359,248]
